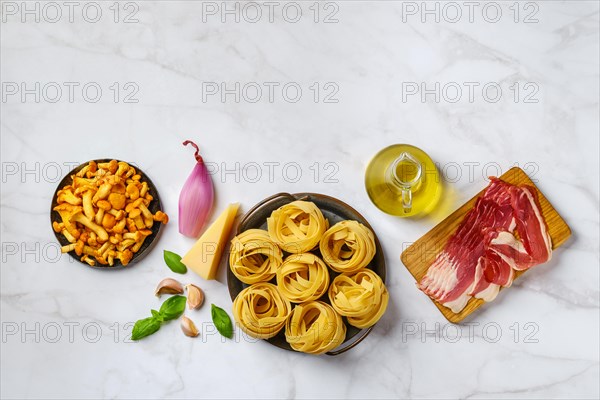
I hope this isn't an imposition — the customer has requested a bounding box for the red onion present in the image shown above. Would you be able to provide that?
[179,140,215,238]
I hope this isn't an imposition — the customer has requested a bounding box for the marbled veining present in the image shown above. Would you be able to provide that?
[1,1,598,398]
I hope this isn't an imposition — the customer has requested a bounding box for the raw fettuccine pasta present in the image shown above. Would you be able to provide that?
[328,269,389,329]
[267,201,329,253]
[233,282,291,339]
[230,199,389,355]
[285,301,346,354]
[277,253,330,303]
[320,220,376,274]
[230,229,282,284]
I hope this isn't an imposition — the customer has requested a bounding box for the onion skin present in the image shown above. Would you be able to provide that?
[179,141,215,238]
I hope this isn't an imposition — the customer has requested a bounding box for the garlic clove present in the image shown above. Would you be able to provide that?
[155,278,184,297]
[181,316,200,337]
[185,284,205,310]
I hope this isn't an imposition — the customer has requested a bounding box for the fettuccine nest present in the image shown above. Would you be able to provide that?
[233,282,291,339]
[267,201,328,253]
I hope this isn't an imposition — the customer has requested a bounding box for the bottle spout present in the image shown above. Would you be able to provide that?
[390,152,422,213]
[393,152,422,186]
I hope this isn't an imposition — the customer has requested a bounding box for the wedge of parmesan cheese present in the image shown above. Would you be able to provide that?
[182,203,240,280]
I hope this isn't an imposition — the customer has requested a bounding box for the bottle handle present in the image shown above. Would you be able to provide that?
[401,186,412,213]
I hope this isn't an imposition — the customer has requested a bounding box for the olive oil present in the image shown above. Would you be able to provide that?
[395,158,420,182]
[365,144,442,217]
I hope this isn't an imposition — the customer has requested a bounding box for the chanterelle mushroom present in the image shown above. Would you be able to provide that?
[70,211,109,243]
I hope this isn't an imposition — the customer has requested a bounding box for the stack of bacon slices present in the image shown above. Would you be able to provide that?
[418,177,552,313]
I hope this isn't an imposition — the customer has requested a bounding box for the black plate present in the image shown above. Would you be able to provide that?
[50,159,165,269]
[227,192,386,356]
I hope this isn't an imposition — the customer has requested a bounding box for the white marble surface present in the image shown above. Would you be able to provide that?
[1,1,599,398]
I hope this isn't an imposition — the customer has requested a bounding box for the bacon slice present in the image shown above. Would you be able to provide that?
[418,178,552,313]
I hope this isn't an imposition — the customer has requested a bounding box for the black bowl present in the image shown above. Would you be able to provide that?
[227,192,386,356]
[50,159,165,269]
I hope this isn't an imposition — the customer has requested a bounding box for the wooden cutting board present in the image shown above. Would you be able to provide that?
[400,167,571,323]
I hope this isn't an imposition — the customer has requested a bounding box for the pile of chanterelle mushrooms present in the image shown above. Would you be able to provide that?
[52,160,168,266]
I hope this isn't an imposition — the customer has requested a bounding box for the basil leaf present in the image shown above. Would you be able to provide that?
[131,317,161,341]
[159,295,187,321]
[211,303,233,339]
[151,309,163,322]
[164,250,187,274]
[130,298,186,341]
